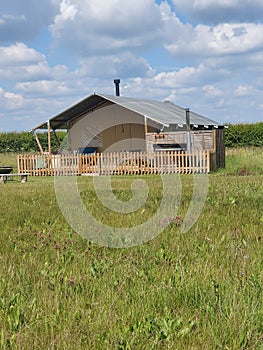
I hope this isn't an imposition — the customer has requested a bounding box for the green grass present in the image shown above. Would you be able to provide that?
[221,147,263,175]
[0,148,262,349]
[0,153,18,170]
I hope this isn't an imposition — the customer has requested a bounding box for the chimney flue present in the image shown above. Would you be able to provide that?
[185,108,191,153]
[114,79,120,96]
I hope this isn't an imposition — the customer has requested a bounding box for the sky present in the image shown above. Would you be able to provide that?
[1,0,263,131]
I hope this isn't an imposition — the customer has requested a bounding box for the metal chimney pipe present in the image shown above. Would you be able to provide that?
[185,108,191,153]
[114,79,120,96]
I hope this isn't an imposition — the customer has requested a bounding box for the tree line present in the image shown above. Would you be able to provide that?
[224,122,263,147]
[0,131,66,153]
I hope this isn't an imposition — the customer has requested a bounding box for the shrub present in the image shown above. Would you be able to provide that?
[225,122,263,147]
[0,131,66,153]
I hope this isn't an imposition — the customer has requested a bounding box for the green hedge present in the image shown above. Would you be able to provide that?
[0,131,66,153]
[225,122,263,147]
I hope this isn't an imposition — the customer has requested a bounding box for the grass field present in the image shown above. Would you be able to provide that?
[0,148,262,349]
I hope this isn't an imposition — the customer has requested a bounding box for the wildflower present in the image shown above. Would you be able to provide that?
[67,276,75,284]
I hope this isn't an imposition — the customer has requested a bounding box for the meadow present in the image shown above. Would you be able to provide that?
[0,148,262,349]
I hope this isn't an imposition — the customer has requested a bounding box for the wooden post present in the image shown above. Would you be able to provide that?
[144,116,148,135]
[34,132,44,154]
[207,150,210,173]
[17,155,21,174]
[47,121,52,175]
[144,116,148,151]
[212,129,217,153]
[47,121,51,155]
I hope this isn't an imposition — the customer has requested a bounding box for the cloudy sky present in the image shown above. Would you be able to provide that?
[1,0,263,131]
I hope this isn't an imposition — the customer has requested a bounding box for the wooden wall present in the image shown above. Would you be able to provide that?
[146,130,215,153]
[147,128,225,171]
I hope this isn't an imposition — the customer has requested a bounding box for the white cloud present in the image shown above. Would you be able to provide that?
[0,88,25,110]
[202,85,222,97]
[0,43,46,66]
[0,43,51,81]
[234,85,252,96]
[50,0,163,55]
[15,80,71,97]
[4,92,24,109]
[0,14,26,26]
[193,0,238,8]
[53,0,77,27]
[77,53,153,79]
[173,0,263,24]
[164,22,263,59]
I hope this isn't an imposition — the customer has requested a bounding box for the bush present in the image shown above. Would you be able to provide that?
[225,122,263,147]
[0,131,66,153]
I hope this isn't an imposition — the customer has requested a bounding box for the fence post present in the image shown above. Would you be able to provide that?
[17,155,21,174]
[207,151,210,173]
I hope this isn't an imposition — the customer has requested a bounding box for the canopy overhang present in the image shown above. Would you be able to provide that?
[33,93,223,131]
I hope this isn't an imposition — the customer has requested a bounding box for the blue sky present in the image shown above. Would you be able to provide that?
[1,0,263,131]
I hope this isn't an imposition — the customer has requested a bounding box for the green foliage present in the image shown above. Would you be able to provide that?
[225,122,263,147]
[0,131,66,153]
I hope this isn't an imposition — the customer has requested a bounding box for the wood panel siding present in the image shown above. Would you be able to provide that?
[146,130,215,153]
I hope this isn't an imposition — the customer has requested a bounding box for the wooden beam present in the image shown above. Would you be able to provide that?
[34,133,44,154]
[144,116,148,136]
[212,128,217,153]
[33,121,48,131]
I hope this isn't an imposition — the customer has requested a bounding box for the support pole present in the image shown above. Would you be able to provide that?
[144,116,148,151]
[212,128,217,153]
[144,116,148,136]
[185,108,191,153]
[47,121,51,155]
[34,132,44,154]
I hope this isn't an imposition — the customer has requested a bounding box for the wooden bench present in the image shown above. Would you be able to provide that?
[0,173,29,183]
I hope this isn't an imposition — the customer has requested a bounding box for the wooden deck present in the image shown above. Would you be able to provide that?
[17,150,211,176]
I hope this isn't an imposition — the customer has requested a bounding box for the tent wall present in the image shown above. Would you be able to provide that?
[67,104,158,153]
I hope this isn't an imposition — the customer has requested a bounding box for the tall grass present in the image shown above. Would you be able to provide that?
[0,148,262,349]
[222,147,263,175]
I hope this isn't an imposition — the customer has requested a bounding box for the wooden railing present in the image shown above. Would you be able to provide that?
[17,150,211,176]
[17,154,79,176]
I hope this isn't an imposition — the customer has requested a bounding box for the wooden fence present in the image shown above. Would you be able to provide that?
[17,150,211,176]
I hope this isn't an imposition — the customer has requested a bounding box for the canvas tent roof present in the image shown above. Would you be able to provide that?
[34,93,221,131]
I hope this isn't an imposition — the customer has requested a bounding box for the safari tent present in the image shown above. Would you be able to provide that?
[18,89,225,175]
